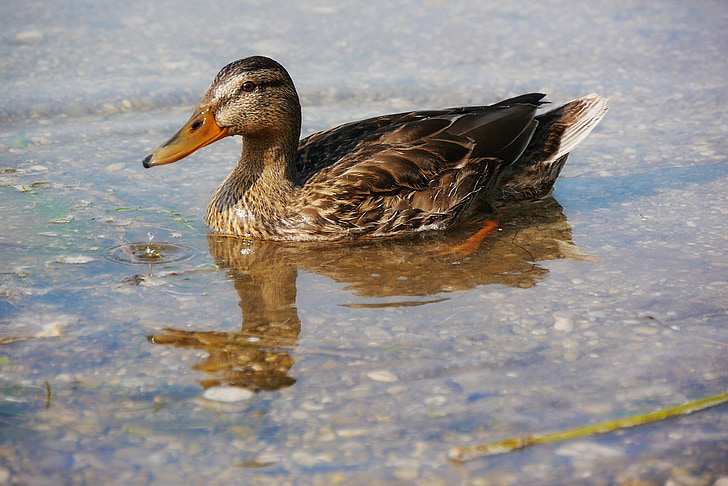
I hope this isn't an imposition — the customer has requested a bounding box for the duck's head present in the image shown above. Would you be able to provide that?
[143,56,301,168]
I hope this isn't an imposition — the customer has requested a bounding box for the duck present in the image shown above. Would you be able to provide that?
[143,56,607,241]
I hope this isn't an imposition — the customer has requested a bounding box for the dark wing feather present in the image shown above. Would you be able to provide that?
[295,114,411,183]
[491,93,547,107]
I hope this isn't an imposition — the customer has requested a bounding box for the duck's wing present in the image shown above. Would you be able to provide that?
[295,93,547,183]
[291,94,548,235]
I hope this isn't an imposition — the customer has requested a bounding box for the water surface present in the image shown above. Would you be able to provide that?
[1,1,727,484]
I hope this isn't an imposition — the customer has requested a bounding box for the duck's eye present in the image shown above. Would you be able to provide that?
[241,81,256,92]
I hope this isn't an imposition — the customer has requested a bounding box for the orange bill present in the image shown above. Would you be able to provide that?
[143,107,230,168]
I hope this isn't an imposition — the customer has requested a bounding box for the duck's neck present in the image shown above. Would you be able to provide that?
[205,133,299,235]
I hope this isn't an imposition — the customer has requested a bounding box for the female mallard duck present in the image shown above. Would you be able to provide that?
[143,56,607,241]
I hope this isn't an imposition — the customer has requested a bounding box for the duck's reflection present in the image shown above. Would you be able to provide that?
[148,198,592,392]
[147,240,300,392]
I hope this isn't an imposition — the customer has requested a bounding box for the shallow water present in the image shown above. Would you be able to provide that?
[2,1,728,484]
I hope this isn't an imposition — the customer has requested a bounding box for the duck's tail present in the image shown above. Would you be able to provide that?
[493,94,608,207]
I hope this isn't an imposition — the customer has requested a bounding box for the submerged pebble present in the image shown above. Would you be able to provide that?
[15,30,44,43]
[366,370,399,382]
[553,315,575,331]
[56,255,96,264]
[555,441,624,460]
[202,386,255,402]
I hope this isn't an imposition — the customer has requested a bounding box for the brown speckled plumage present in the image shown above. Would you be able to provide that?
[143,56,608,241]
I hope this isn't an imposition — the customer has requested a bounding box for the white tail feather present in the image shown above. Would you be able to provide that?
[547,94,609,163]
